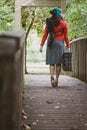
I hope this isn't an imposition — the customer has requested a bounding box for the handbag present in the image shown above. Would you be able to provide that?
[62,52,72,71]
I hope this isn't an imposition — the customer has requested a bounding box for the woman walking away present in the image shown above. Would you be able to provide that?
[40,7,70,87]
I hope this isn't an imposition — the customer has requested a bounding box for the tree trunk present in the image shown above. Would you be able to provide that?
[25,8,36,74]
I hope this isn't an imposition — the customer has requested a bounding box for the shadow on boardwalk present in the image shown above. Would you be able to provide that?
[22,74,87,130]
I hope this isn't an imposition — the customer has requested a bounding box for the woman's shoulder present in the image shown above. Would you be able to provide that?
[60,20,67,24]
[60,20,68,28]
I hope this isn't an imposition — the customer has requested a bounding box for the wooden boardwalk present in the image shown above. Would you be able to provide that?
[22,74,87,130]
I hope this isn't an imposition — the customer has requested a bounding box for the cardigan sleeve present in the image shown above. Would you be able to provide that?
[40,25,49,46]
[63,21,70,48]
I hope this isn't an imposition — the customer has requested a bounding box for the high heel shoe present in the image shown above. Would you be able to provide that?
[55,81,58,87]
[51,76,56,87]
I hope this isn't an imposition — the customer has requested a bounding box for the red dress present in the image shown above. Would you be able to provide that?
[40,20,70,48]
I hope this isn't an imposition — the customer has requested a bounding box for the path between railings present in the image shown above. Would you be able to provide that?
[22,74,87,130]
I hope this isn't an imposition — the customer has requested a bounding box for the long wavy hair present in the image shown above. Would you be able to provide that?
[50,10,63,26]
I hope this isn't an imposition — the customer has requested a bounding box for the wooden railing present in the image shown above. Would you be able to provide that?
[70,37,87,82]
[0,30,25,130]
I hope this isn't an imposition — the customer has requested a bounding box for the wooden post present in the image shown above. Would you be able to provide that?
[0,30,25,130]
[15,0,21,30]
[86,50,87,82]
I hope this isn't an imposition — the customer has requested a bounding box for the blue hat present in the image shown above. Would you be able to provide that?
[50,7,62,15]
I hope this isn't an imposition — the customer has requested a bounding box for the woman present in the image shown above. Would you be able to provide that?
[40,7,70,87]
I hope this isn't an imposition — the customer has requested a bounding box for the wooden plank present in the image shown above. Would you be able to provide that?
[61,0,66,12]
[86,51,87,82]
[84,39,87,81]
[74,42,79,78]
[71,43,75,76]
[22,0,61,7]
[22,75,87,130]
[78,39,86,81]
[86,39,87,82]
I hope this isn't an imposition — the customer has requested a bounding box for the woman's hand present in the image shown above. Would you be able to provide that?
[67,48,70,52]
[40,46,43,52]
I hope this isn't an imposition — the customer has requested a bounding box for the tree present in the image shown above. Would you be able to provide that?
[21,7,52,36]
[21,7,52,73]
[0,0,14,32]
[66,0,87,40]
[21,7,36,73]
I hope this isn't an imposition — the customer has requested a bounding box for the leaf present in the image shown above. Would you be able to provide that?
[23,115,27,119]
[22,109,27,116]
[84,124,87,126]
[46,100,54,104]
[22,123,31,130]
[38,114,44,117]
[54,106,60,109]
[32,122,37,126]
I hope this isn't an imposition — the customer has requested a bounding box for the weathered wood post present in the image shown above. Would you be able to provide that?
[0,30,26,130]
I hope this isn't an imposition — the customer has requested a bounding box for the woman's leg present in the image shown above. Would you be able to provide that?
[55,64,61,86]
[49,64,55,87]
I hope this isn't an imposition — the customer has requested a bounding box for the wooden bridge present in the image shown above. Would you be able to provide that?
[0,0,87,130]
[23,74,87,130]
[0,30,87,130]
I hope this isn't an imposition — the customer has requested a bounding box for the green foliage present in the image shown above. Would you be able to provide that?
[66,0,87,40]
[22,3,87,41]
[33,7,52,36]
[21,7,52,36]
[0,1,14,33]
